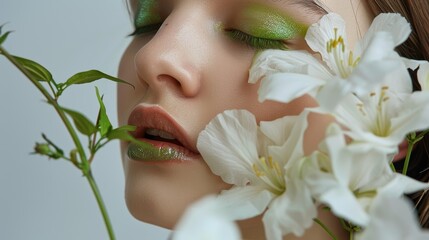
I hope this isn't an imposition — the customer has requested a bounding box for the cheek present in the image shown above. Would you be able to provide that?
[251,95,318,122]
[204,56,318,123]
[117,38,151,126]
[117,51,134,126]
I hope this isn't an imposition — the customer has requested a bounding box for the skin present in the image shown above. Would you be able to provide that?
[117,0,374,239]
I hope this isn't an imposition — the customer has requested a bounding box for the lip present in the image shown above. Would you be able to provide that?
[127,105,199,163]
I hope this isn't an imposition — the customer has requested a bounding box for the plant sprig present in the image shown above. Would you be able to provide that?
[0,25,144,240]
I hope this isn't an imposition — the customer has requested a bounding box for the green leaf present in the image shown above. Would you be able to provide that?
[0,23,8,34]
[0,31,12,45]
[42,133,64,156]
[116,125,137,132]
[95,87,112,137]
[63,108,97,136]
[12,55,54,82]
[106,125,137,142]
[64,70,134,88]
[0,23,9,37]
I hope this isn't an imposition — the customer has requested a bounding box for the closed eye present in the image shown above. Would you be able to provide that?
[225,29,288,50]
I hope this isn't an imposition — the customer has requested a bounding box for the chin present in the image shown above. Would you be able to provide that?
[125,182,184,229]
[123,157,231,229]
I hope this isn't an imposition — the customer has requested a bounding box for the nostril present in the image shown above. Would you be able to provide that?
[157,72,201,97]
[157,74,182,88]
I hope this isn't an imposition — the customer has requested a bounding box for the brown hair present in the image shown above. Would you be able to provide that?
[368,0,429,228]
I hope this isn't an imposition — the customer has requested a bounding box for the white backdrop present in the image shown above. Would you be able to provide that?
[0,0,170,239]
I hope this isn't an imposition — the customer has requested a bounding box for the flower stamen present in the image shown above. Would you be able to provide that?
[371,86,391,137]
[326,28,360,78]
[253,156,285,195]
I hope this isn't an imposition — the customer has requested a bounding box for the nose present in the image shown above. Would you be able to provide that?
[134,6,208,98]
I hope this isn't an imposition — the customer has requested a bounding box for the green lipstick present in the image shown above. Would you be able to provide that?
[127,141,186,162]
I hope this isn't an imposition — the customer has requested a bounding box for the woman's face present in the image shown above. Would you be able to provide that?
[117,0,373,229]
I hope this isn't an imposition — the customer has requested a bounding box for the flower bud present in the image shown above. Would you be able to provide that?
[34,143,51,155]
[33,142,62,159]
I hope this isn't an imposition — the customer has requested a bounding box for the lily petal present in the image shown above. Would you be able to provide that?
[356,195,429,240]
[218,186,274,221]
[334,94,370,131]
[418,61,429,91]
[390,92,429,142]
[173,195,241,240]
[248,50,331,84]
[358,31,395,63]
[379,173,429,196]
[320,185,369,226]
[259,115,299,146]
[315,76,350,111]
[258,72,325,103]
[267,110,309,167]
[304,152,370,226]
[305,13,347,69]
[348,32,402,95]
[197,110,260,186]
[357,13,411,54]
[263,177,317,239]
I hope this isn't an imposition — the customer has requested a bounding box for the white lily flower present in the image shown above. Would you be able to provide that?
[418,61,429,91]
[197,110,317,240]
[356,195,429,240]
[250,13,410,111]
[302,124,428,227]
[173,196,241,240]
[334,66,429,155]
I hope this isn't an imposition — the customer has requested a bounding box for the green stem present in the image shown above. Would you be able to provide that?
[1,46,115,239]
[1,46,86,163]
[402,139,414,175]
[89,112,101,164]
[86,170,116,240]
[314,218,338,240]
[390,162,396,172]
[46,80,57,97]
[349,230,354,240]
[403,130,429,175]
[340,219,352,232]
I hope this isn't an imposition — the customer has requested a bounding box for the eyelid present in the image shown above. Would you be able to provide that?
[129,23,290,50]
[236,3,308,40]
[225,28,288,50]
[131,0,166,37]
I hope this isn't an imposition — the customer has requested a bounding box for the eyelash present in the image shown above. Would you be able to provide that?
[129,24,288,50]
[225,29,288,50]
[129,23,163,36]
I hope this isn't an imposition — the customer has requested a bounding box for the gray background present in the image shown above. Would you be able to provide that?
[0,0,170,239]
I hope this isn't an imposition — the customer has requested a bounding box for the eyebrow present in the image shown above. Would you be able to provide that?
[289,0,328,15]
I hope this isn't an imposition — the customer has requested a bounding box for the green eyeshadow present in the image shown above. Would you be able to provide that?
[134,0,162,28]
[238,3,308,40]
